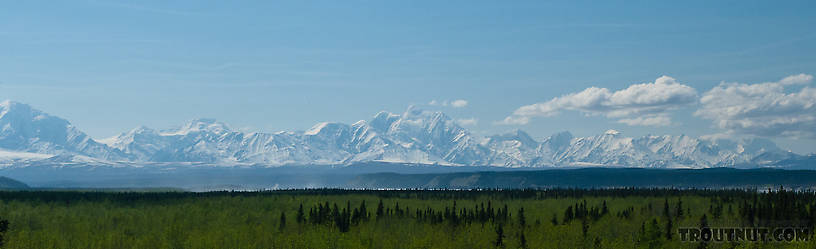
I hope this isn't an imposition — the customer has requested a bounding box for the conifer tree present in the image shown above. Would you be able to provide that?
[675,198,684,218]
[296,203,305,224]
[563,206,574,224]
[279,212,286,231]
[698,214,709,249]
[494,225,505,247]
[517,207,526,227]
[332,203,341,229]
[359,201,368,221]
[376,199,385,220]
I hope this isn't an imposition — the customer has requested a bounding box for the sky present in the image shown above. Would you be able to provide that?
[1,1,815,153]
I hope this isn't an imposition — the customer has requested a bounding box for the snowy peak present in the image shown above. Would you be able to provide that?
[162,118,231,136]
[486,130,538,149]
[100,126,160,147]
[99,126,168,161]
[0,100,27,117]
[0,100,125,160]
[303,122,353,151]
[544,131,574,149]
[0,101,63,127]
[370,111,401,131]
[391,106,463,135]
[305,122,349,136]
[483,130,542,167]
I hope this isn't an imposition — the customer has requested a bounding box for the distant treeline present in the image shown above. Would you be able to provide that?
[349,168,816,189]
[1,187,814,201]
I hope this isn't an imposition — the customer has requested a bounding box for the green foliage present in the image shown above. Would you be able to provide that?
[0,189,812,248]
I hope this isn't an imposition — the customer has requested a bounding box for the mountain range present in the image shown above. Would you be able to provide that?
[0,100,811,169]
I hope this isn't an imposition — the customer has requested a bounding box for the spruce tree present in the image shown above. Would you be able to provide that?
[675,198,684,218]
[279,212,286,231]
[494,225,505,247]
[359,201,368,221]
[563,206,574,224]
[698,214,709,249]
[581,218,589,238]
[376,199,385,220]
[332,203,341,230]
[296,204,305,224]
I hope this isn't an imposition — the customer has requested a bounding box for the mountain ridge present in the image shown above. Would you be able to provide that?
[0,100,809,169]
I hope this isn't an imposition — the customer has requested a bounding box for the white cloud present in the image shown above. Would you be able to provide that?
[497,115,530,125]
[779,73,813,85]
[695,74,816,138]
[616,114,671,126]
[501,76,697,126]
[450,99,468,108]
[428,99,468,108]
[456,118,478,126]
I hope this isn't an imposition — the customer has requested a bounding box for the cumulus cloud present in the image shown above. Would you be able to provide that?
[428,99,469,108]
[498,115,530,125]
[695,74,816,138]
[779,73,813,85]
[456,118,478,126]
[501,76,697,126]
[450,99,468,108]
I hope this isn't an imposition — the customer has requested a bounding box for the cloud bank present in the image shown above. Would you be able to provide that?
[502,76,697,126]
[695,74,816,138]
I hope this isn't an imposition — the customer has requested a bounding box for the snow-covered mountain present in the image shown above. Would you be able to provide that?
[99,106,466,166]
[0,100,806,169]
[0,100,127,161]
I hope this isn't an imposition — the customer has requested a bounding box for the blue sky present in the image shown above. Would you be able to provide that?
[1,1,815,153]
